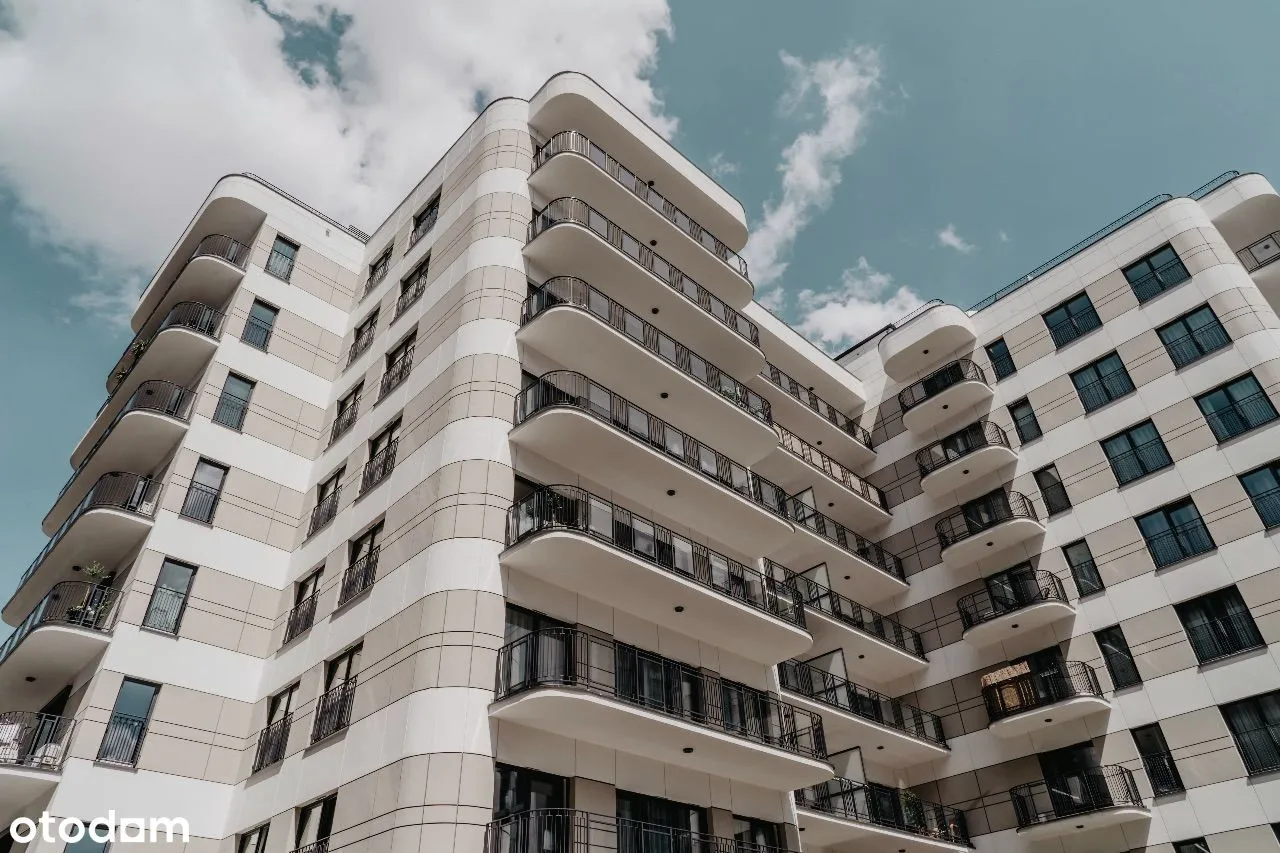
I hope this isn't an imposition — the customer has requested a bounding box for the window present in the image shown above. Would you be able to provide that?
[1172,839,1211,853]
[410,194,440,246]
[340,522,383,604]
[1222,689,1280,775]
[1071,352,1135,412]
[283,568,322,645]
[1063,540,1104,596]
[1102,420,1172,485]
[394,256,429,318]
[309,467,344,534]
[255,684,297,771]
[1196,374,1278,442]
[213,373,255,430]
[616,791,709,838]
[1158,305,1230,368]
[326,642,362,688]
[141,558,196,634]
[1043,291,1102,348]
[366,247,392,293]
[237,824,270,853]
[1176,586,1264,664]
[314,645,361,742]
[266,236,298,281]
[1241,460,1280,528]
[181,459,228,523]
[63,833,110,853]
[1095,625,1142,689]
[97,678,159,765]
[1124,244,1191,303]
[348,310,379,366]
[1132,723,1184,796]
[379,334,416,399]
[734,816,782,849]
[362,419,400,492]
[985,338,1016,380]
[242,300,278,350]
[1034,465,1072,514]
[493,763,568,820]
[331,384,361,444]
[1009,398,1042,443]
[1137,499,1215,567]
[294,794,337,853]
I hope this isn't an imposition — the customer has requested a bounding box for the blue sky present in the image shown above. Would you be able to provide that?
[2,0,1279,603]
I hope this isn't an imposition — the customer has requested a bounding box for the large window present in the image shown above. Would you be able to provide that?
[340,522,383,604]
[266,236,298,281]
[985,338,1016,380]
[141,558,196,635]
[1124,244,1190,303]
[616,790,709,838]
[237,824,270,853]
[1137,499,1214,568]
[213,373,255,430]
[331,384,362,444]
[97,678,159,766]
[1157,305,1230,368]
[1241,460,1280,529]
[283,568,322,645]
[1071,352,1135,412]
[1063,539,1104,597]
[1196,374,1278,442]
[181,459,228,523]
[1095,625,1142,689]
[310,467,344,535]
[395,255,430,318]
[1175,586,1264,664]
[1034,465,1072,515]
[242,300,279,350]
[367,247,392,290]
[1221,689,1280,776]
[313,645,361,742]
[1009,398,1042,443]
[1132,722,1184,796]
[1043,292,1102,348]
[1102,420,1172,485]
[294,794,337,853]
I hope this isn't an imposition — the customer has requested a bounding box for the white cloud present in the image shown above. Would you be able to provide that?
[744,46,881,303]
[999,229,1011,243]
[795,256,928,353]
[937,223,975,254]
[0,0,675,327]
[707,151,738,179]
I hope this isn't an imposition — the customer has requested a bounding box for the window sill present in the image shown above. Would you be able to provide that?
[138,624,182,640]
[1196,644,1268,670]
[1213,418,1280,447]
[1114,462,1175,490]
[1152,546,1218,571]
[1080,389,1137,416]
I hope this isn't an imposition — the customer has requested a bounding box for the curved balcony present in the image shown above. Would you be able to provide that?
[5,472,159,626]
[503,486,811,664]
[1011,766,1148,839]
[519,277,777,464]
[778,659,948,767]
[957,570,1075,648]
[130,232,247,337]
[531,131,752,306]
[526,198,763,377]
[510,372,793,554]
[935,491,1044,569]
[770,500,907,607]
[492,628,832,789]
[0,712,75,827]
[753,363,875,469]
[0,583,120,708]
[45,381,193,536]
[879,302,977,382]
[983,661,1109,741]
[755,425,890,531]
[791,570,927,682]
[485,810,800,853]
[795,778,970,852]
[917,420,1019,500]
[898,359,992,434]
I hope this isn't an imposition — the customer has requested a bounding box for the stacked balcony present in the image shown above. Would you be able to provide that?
[0,712,75,828]
[0,582,121,705]
[935,490,1045,569]
[957,569,1076,647]
[898,359,992,434]
[755,424,890,530]
[753,362,875,469]
[795,778,970,852]
[770,498,907,607]
[917,420,1019,500]
[1010,765,1148,839]
[878,301,978,382]
[982,660,1110,745]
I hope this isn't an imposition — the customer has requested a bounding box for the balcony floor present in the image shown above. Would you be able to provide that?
[990,695,1112,741]
[796,807,969,853]
[771,528,907,609]
[1017,805,1150,841]
[920,443,1019,501]
[749,378,876,470]
[940,517,1046,570]
[754,445,891,532]
[901,380,993,434]
[0,623,111,708]
[804,610,928,685]
[781,689,948,768]
[963,600,1076,649]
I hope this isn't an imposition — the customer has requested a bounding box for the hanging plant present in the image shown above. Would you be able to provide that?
[81,560,108,580]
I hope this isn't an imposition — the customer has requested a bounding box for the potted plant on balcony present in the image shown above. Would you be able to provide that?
[899,787,926,832]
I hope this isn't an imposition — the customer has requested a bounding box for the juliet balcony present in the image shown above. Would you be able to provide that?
[917,420,1018,500]
[770,500,908,607]
[935,490,1044,569]
[878,301,978,383]
[898,359,992,434]
[519,276,778,464]
[957,569,1076,648]
[1010,765,1148,840]
[491,628,833,789]
[754,424,890,531]
[0,712,75,829]
[485,810,799,853]
[795,778,970,853]
[982,660,1110,743]
[753,363,875,469]
[526,198,763,377]
[502,485,812,664]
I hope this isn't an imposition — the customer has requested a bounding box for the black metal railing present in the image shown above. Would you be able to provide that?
[935,491,1040,550]
[213,391,250,430]
[528,198,760,346]
[898,359,986,412]
[309,488,341,535]
[1238,230,1280,272]
[1047,307,1102,348]
[241,315,273,350]
[410,204,439,247]
[497,628,826,759]
[311,680,357,742]
[265,248,295,281]
[1228,723,1280,775]
[282,594,318,645]
[516,372,791,519]
[1184,612,1264,664]
[1076,372,1136,412]
[360,440,398,493]
[761,362,873,449]
[1163,322,1230,368]
[787,500,905,582]
[160,300,226,340]
[292,840,329,853]
[141,586,189,635]
[0,582,121,668]
[916,420,1011,478]
[507,485,804,627]
[990,352,1017,380]
[253,715,291,772]
[1142,751,1185,796]
[1108,439,1173,485]
[1143,519,1215,568]
[192,233,251,269]
[331,401,360,445]
[534,130,751,279]
[1069,558,1105,597]
[1013,409,1042,443]
[776,425,885,508]
[778,659,946,746]
[0,711,75,771]
[957,570,1068,631]
[348,324,376,366]
[338,548,380,605]
[1130,258,1192,303]
[395,270,428,319]
[180,481,222,523]
[485,809,797,853]
[791,571,924,659]
[1203,392,1278,442]
[1010,766,1143,828]
[1250,486,1280,529]
[97,712,149,766]
[983,660,1103,722]
[1040,481,1072,515]
[378,349,415,399]
[795,778,969,846]
[366,257,391,294]
[523,277,771,424]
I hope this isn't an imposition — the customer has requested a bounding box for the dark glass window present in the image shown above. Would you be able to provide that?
[410,194,441,246]
[1095,625,1142,689]
[1157,305,1230,368]
[238,825,270,853]
[213,373,254,430]
[493,763,568,819]
[1175,586,1264,664]
[1009,398,1042,443]
[141,558,196,634]
[1124,244,1190,303]
[266,236,298,281]
[1043,292,1102,347]
[242,300,278,350]
[1196,374,1278,442]
[1034,465,1071,514]
[1137,499,1215,567]
[1132,722,1184,796]
[295,794,337,852]
[1222,689,1280,775]
[1071,352,1135,412]
[98,678,159,765]
[1102,420,1172,485]
[181,459,228,523]
[1241,460,1280,529]
[1063,540,1104,596]
[985,338,1016,380]
[1171,839,1211,853]
[616,790,709,837]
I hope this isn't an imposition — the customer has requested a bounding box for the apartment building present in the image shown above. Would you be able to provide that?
[1,71,1279,853]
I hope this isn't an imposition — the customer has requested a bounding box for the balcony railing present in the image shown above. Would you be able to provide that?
[109,301,225,394]
[1131,258,1192,303]
[529,197,760,346]
[365,258,391,296]
[936,491,1039,550]
[507,485,805,627]
[97,712,149,766]
[534,130,751,279]
[0,582,121,668]
[1010,766,1143,828]
[787,500,905,582]
[1203,392,1278,442]
[0,712,74,771]
[311,679,357,742]
[241,315,273,350]
[1250,486,1280,529]
[485,809,797,853]
[360,440,398,493]
[1143,519,1215,568]
[338,548,380,606]
[1108,438,1172,485]
[983,660,1103,722]
[776,425,884,508]
[378,349,415,399]
[898,359,986,413]
[1228,723,1280,775]
[497,628,826,759]
[958,570,1068,631]
[348,324,376,366]
[394,268,429,319]
[282,593,318,646]
[916,420,1011,478]
[1184,612,1265,664]
[265,248,295,281]
[309,488,341,536]
[213,391,250,430]
[761,363,873,449]
[141,586,189,635]
[1238,230,1280,272]
[516,372,791,519]
[1076,371,1136,412]
[330,402,360,446]
[252,715,291,772]
[790,570,925,659]
[409,203,439,247]
[180,481,222,524]
[1163,322,1230,369]
[778,659,946,747]
[192,233,251,270]
[1142,751,1185,797]
[1047,307,1102,348]
[795,778,969,846]
[523,277,771,424]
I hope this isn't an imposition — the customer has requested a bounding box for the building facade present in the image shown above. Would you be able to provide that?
[1,72,1279,853]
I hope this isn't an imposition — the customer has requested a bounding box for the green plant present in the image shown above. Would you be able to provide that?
[81,560,108,580]
[899,788,926,829]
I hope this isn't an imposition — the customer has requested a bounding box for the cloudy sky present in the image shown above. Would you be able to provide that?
[2,0,1279,602]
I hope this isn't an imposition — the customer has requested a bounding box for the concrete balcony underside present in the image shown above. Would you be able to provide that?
[796,808,969,853]
[940,517,1046,570]
[901,380,993,433]
[879,303,977,383]
[754,445,890,532]
[963,599,1076,648]
[804,609,927,683]
[770,530,907,609]
[131,254,242,365]
[781,690,948,768]
[0,766,61,830]
[749,378,875,470]
[1017,805,1150,841]
[990,695,1112,741]
[0,625,110,708]
[920,443,1019,500]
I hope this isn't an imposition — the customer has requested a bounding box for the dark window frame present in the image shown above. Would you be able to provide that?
[1195,373,1279,443]
[242,299,279,351]
[1124,243,1191,303]
[985,338,1016,380]
[1101,420,1173,485]
[1241,459,1280,529]
[1071,351,1136,412]
[1157,304,1231,368]
[1136,498,1216,568]
[1095,624,1142,689]
[1063,539,1104,597]
[1043,291,1102,348]
[1009,398,1042,443]
[1034,464,1072,515]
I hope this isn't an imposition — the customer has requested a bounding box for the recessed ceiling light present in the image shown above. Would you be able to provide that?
[660,392,669,399]
[674,606,685,613]
[682,747,694,754]
[667,489,676,496]
[649,239,658,246]
[651,307,659,315]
